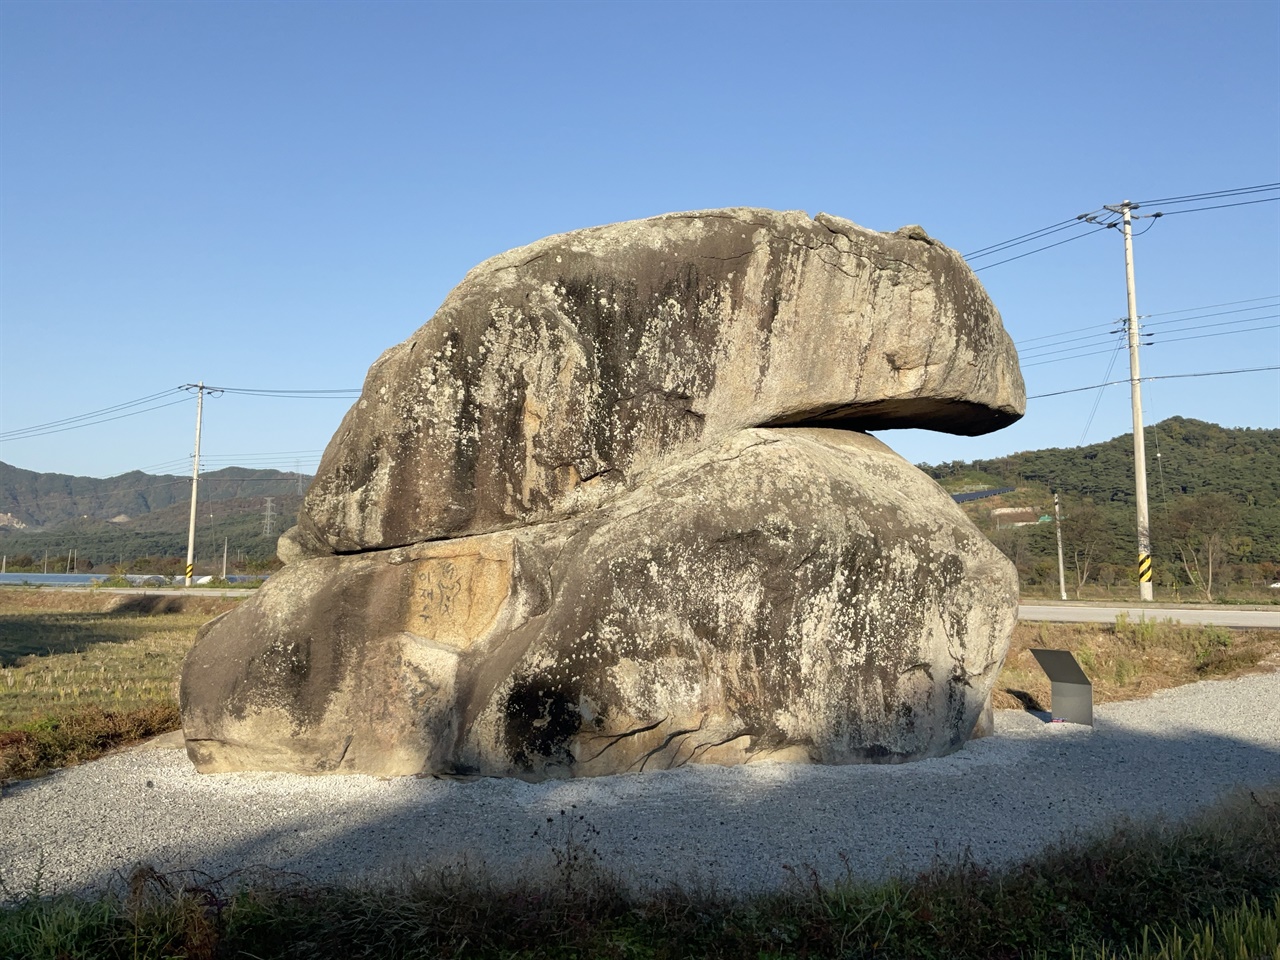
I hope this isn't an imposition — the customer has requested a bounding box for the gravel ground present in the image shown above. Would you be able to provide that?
[2,671,1278,900]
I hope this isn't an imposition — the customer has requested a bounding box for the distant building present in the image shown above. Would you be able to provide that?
[991,506,1040,528]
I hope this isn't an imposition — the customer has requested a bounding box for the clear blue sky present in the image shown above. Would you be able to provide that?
[2,0,1277,480]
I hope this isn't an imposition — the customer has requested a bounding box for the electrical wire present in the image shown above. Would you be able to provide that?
[0,397,193,442]
[1078,337,1127,445]
[1016,319,1118,346]
[971,224,1115,272]
[963,217,1099,259]
[1019,328,1125,359]
[1026,318,1277,366]
[212,386,359,398]
[1023,345,1140,368]
[1147,313,1279,338]
[1027,365,1280,400]
[1144,303,1279,331]
[1143,295,1279,319]
[1014,297,1280,350]
[0,389,187,440]
[1149,197,1279,217]
[1148,322,1280,346]
[1134,182,1280,205]
[966,182,1276,273]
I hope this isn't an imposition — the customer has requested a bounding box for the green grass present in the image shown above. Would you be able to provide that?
[1080,894,1280,959]
[2,788,1277,959]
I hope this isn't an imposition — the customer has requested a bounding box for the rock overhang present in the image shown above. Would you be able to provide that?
[292,207,1024,555]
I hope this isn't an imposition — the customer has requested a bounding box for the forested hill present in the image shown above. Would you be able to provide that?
[922,417,1280,509]
[921,418,1280,591]
[0,462,309,529]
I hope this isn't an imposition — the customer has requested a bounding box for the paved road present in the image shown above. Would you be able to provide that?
[1018,602,1280,629]
[9,585,1278,628]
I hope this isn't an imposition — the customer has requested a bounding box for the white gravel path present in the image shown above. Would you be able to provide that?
[3,671,1278,900]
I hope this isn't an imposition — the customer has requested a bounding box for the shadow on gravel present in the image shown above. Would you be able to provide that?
[1003,689,1050,719]
[5,678,1279,900]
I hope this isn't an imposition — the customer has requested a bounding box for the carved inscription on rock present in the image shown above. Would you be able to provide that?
[407,554,513,649]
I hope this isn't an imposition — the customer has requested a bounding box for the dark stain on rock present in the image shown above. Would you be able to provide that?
[502,673,582,769]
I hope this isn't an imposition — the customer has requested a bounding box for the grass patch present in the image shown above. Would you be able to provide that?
[1086,894,1280,959]
[1,787,1276,959]
[0,703,181,782]
[995,618,1280,711]
[0,590,238,781]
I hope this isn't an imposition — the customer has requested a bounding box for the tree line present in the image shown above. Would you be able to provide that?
[923,417,1279,599]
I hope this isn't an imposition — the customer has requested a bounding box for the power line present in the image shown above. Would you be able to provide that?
[971,223,1114,272]
[1018,303,1280,366]
[965,182,1278,273]
[0,397,194,442]
[1133,182,1280,205]
[1078,338,1126,445]
[1023,344,1137,368]
[0,389,189,441]
[1148,313,1279,338]
[1142,295,1279,319]
[1149,321,1279,346]
[1013,296,1280,349]
[1150,197,1279,217]
[213,386,359,398]
[1143,302,1280,331]
[963,216,1098,259]
[1025,321,1277,366]
[1016,319,1116,346]
[1027,365,1280,400]
[1020,328,1124,358]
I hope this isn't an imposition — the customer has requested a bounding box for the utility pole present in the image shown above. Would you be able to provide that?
[184,383,205,586]
[1103,200,1154,602]
[222,537,228,580]
[177,383,223,586]
[1054,493,1068,601]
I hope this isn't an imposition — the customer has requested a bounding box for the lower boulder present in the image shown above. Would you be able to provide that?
[181,428,1017,779]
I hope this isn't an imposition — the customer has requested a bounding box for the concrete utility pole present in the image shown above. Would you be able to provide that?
[1103,201,1154,601]
[1054,493,1068,601]
[184,383,206,587]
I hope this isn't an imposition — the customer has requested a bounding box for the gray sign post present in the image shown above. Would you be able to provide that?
[1029,648,1093,726]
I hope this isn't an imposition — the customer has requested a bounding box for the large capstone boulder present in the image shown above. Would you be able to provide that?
[285,208,1022,555]
[181,208,1025,781]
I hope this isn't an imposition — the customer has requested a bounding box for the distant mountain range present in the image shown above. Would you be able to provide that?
[0,463,310,569]
[0,462,308,529]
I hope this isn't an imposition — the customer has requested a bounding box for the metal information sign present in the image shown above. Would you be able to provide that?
[1029,648,1093,726]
